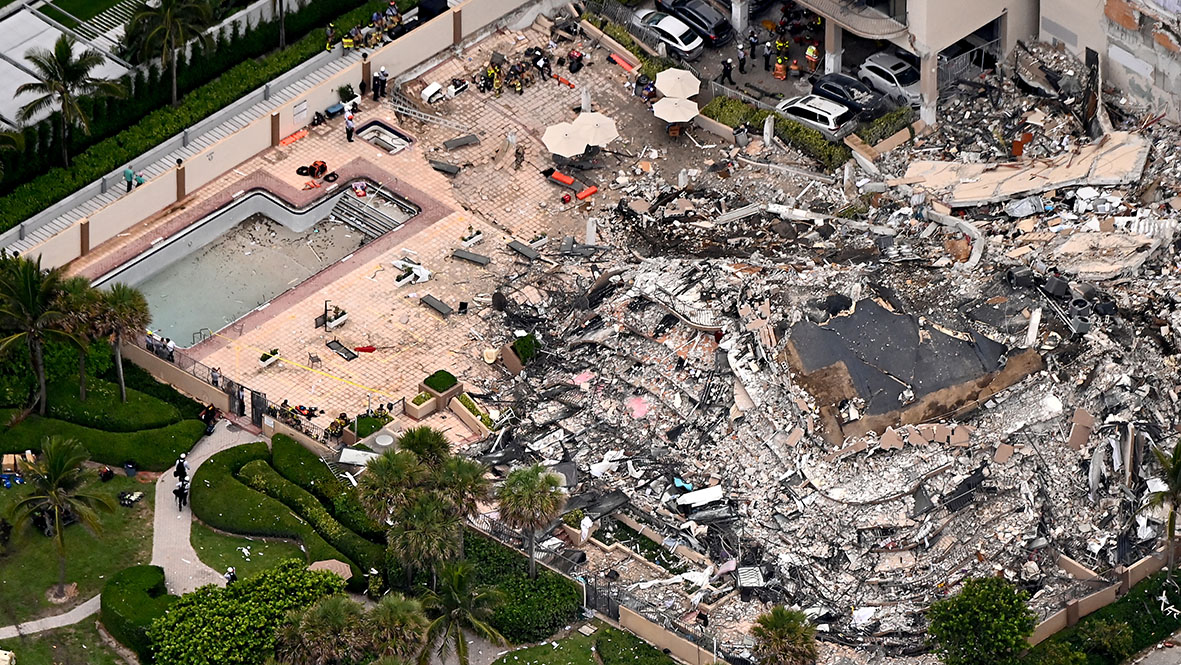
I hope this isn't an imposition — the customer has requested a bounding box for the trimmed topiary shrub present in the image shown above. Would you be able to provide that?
[270,434,384,540]
[511,334,539,364]
[101,565,178,662]
[423,370,458,393]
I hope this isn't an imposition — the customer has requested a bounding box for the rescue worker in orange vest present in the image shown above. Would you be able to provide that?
[773,56,788,81]
[805,43,819,72]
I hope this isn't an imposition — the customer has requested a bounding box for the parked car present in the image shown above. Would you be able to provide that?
[774,94,859,142]
[654,0,734,47]
[857,52,921,107]
[810,73,889,119]
[634,9,705,61]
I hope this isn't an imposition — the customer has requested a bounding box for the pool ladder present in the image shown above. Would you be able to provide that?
[192,328,213,345]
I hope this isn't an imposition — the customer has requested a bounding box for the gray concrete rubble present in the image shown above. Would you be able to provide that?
[440,32,1181,665]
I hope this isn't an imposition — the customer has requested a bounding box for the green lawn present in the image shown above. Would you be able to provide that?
[491,625,678,665]
[190,522,306,581]
[0,473,154,625]
[492,629,598,665]
[0,622,124,665]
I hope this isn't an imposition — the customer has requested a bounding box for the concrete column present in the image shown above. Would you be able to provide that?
[1115,565,1129,594]
[731,0,749,35]
[176,164,186,201]
[79,219,90,256]
[1065,599,1080,627]
[270,112,281,147]
[452,8,462,45]
[361,58,372,96]
[919,51,938,125]
[824,20,843,74]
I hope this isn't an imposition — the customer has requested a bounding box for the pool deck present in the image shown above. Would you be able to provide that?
[64,24,658,444]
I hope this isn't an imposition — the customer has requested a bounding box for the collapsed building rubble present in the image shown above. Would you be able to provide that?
[455,36,1181,664]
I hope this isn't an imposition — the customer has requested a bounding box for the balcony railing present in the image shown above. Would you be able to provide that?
[795,0,908,39]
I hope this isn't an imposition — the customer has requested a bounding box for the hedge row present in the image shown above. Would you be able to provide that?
[700,96,853,171]
[466,531,582,644]
[100,565,178,663]
[46,377,180,432]
[270,434,384,540]
[237,459,385,575]
[190,443,350,571]
[855,105,917,146]
[0,0,404,233]
[0,413,203,470]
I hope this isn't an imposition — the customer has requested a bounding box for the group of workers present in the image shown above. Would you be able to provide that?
[476,47,555,97]
[325,1,403,52]
[716,8,824,85]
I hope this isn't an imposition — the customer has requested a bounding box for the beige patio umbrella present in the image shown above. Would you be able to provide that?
[655,68,700,98]
[309,559,353,579]
[570,112,619,147]
[652,97,700,123]
[542,122,589,158]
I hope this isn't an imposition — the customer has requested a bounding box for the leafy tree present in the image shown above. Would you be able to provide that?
[57,276,101,401]
[7,436,115,598]
[101,283,151,403]
[274,594,365,665]
[750,606,817,665]
[388,494,460,588]
[1145,442,1181,574]
[397,425,451,467]
[0,131,23,182]
[366,592,428,661]
[358,449,427,523]
[129,0,214,106]
[432,456,489,557]
[927,577,1036,665]
[1078,619,1134,662]
[17,34,125,166]
[496,465,566,578]
[1029,642,1086,665]
[419,561,505,665]
[0,254,78,414]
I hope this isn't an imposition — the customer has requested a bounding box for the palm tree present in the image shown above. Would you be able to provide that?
[496,465,566,578]
[277,0,287,49]
[57,276,101,402]
[7,436,115,598]
[433,456,489,557]
[129,0,214,106]
[17,34,125,167]
[0,255,77,415]
[750,606,818,665]
[388,494,460,588]
[367,592,429,661]
[274,594,365,665]
[398,426,451,467]
[100,283,151,403]
[1146,442,1181,574]
[0,131,24,182]
[359,449,427,523]
[419,561,505,665]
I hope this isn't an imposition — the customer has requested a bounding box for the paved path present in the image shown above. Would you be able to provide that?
[151,422,260,595]
[0,422,257,638]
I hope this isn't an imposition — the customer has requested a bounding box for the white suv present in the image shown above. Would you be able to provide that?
[774,95,858,142]
[633,10,705,61]
[858,52,921,107]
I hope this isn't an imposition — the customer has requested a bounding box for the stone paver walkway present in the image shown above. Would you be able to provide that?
[151,422,260,595]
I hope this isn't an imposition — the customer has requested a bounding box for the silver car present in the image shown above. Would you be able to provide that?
[633,10,705,61]
[774,95,858,142]
[857,52,921,107]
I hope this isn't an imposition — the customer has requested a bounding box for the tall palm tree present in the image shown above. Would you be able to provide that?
[496,465,566,579]
[57,276,101,402]
[359,449,427,523]
[129,0,214,106]
[274,594,365,665]
[433,456,489,557]
[0,255,77,415]
[367,593,429,661]
[0,131,24,182]
[17,34,125,167]
[388,494,460,588]
[750,606,817,665]
[277,0,287,49]
[100,283,150,403]
[8,436,115,598]
[1146,442,1181,574]
[398,426,451,467]
[418,561,505,665]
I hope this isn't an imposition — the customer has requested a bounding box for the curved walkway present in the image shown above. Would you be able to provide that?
[0,422,257,638]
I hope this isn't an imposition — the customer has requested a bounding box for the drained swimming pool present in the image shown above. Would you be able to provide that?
[95,184,419,346]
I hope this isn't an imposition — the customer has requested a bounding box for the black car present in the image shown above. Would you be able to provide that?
[654,0,734,47]
[810,73,889,119]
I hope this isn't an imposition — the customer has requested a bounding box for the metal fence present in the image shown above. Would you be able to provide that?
[584,0,666,58]
[937,37,1002,88]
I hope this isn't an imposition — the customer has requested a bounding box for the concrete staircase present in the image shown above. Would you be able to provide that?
[329,193,405,239]
[71,0,139,42]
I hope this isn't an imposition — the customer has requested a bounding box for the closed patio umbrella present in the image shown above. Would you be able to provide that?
[652,97,699,123]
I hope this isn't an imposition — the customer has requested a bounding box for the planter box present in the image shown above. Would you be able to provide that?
[420,379,463,405]
[449,394,490,438]
[403,395,437,420]
[461,231,484,247]
[693,115,737,144]
[395,272,415,287]
[326,313,348,330]
[501,343,524,375]
[259,354,281,368]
